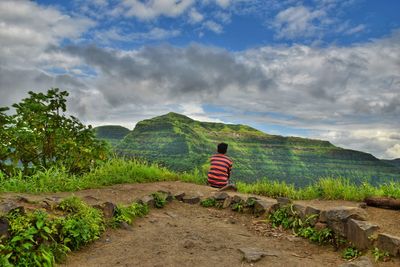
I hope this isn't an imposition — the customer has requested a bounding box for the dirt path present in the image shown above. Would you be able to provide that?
[62,201,345,267]
[1,181,400,266]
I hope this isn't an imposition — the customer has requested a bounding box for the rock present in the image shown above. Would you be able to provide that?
[231,195,243,204]
[314,222,328,231]
[238,247,279,263]
[222,197,232,209]
[358,203,367,209]
[0,217,9,238]
[16,195,37,204]
[338,256,373,267]
[276,197,292,207]
[182,195,201,204]
[293,204,306,218]
[157,190,173,202]
[346,219,379,249]
[140,195,155,208]
[320,207,368,236]
[376,233,400,256]
[101,202,116,218]
[304,206,320,221]
[213,192,229,201]
[119,222,133,231]
[253,200,276,216]
[0,201,25,215]
[174,192,186,201]
[183,240,195,249]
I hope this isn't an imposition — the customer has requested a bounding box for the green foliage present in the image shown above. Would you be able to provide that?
[1,210,70,266]
[342,246,362,260]
[200,198,216,207]
[112,202,149,226]
[0,89,109,177]
[237,178,400,201]
[268,206,334,245]
[57,197,105,250]
[372,247,390,262]
[151,192,167,208]
[231,201,245,212]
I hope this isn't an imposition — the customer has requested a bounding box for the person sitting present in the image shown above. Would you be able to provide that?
[207,143,236,191]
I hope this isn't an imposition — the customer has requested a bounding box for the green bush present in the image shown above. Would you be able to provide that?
[112,202,149,226]
[200,198,216,207]
[57,197,105,250]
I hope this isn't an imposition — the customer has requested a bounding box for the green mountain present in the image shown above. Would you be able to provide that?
[94,125,131,147]
[382,159,400,169]
[112,112,399,187]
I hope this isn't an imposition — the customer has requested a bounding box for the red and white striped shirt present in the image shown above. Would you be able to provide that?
[207,153,233,188]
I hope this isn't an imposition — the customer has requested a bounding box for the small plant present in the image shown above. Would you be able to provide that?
[372,247,390,262]
[342,246,362,260]
[58,197,105,250]
[200,198,216,207]
[151,192,167,208]
[231,202,244,212]
[112,202,149,226]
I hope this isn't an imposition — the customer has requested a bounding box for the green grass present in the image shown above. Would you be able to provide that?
[0,158,205,193]
[0,159,399,201]
[237,178,400,201]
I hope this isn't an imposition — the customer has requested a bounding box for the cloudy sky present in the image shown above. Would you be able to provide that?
[0,0,399,159]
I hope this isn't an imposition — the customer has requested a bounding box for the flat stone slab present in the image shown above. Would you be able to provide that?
[238,247,279,263]
[346,219,379,250]
[213,192,229,201]
[253,199,277,216]
[338,256,373,267]
[182,195,201,204]
[376,233,400,256]
[320,206,368,236]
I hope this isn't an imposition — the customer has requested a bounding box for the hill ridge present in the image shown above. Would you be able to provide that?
[96,113,400,187]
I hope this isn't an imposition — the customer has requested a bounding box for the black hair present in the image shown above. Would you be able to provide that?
[217,143,228,154]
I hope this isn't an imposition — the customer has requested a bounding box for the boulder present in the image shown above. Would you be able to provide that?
[293,204,306,218]
[253,200,276,216]
[0,217,9,238]
[276,197,292,207]
[346,219,379,249]
[213,192,229,201]
[182,195,201,204]
[174,192,186,201]
[231,195,243,204]
[157,190,173,202]
[338,256,373,267]
[0,201,25,215]
[139,195,155,208]
[101,202,117,218]
[303,206,320,226]
[222,197,232,209]
[314,222,328,231]
[320,207,368,236]
[376,233,400,256]
[238,247,279,263]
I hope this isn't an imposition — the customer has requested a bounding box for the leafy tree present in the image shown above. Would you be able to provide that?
[0,88,109,176]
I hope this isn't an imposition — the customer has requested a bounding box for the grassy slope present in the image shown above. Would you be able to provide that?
[94,125,131,147]
[115,113,400,187]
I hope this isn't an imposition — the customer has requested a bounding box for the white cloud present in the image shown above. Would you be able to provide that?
[215,0,231,8]
[0,0,93,68]
[189,8,204,24]
[386,144,400,159]
[121,0,195,20]
[203,20,223,33]
[95,27,180,43]
[344,24,366,35]
[271,5,327,39]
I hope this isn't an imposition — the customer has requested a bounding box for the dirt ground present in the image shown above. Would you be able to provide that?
[1,181,400,266]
